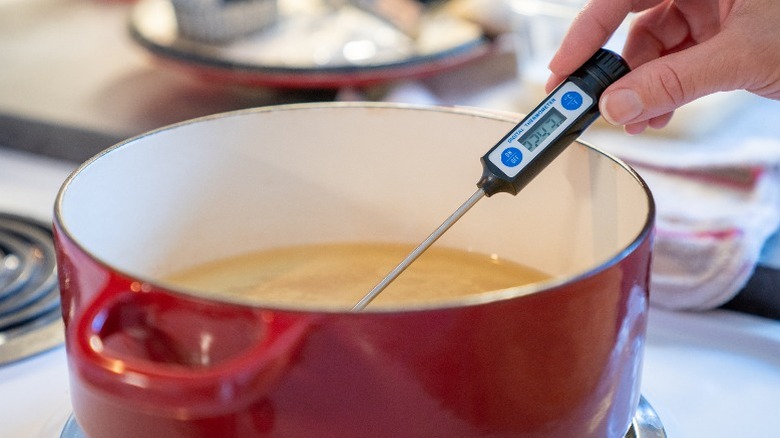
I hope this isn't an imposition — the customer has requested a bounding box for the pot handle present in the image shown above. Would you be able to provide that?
[71,282,314,416]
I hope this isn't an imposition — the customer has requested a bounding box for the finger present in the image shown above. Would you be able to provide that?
[622,1,719,67]
[547,4,688,92]
[623,107,672,134]
[544,73,568,92]
[599,97,674,132]
[622,2,691,67]
[546,0,664,92]
[648,111,674,130]
[545,0,632,91]
[624,120,649,135]
[599,36,740,125]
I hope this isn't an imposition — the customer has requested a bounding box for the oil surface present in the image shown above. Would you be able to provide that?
[165,243,550,309]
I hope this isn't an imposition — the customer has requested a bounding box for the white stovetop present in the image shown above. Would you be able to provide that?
[1,146,780,437]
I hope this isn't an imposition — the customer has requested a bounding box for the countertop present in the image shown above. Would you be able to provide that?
[1,0,337,160]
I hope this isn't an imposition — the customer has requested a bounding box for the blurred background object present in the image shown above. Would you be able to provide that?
[128,0,490,88]
[171,0,278,43]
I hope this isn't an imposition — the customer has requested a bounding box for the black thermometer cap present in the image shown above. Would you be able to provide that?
[569,49,631,99]
[575,48,631,90]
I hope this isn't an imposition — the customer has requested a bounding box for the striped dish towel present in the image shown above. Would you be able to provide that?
[587,133,780,310]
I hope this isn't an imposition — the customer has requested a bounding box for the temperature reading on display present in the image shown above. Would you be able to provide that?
[519,108,567,152]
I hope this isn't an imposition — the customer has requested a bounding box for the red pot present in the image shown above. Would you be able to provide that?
[54,103,654,437]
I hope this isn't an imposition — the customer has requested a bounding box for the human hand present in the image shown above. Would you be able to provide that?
[545,0,780,134]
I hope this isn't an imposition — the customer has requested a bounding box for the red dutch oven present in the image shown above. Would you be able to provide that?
[54,103,654,437]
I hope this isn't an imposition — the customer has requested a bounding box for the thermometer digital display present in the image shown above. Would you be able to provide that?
[519,107,566,152]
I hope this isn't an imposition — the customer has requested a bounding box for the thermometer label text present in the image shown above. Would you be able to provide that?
[487,81,593,177]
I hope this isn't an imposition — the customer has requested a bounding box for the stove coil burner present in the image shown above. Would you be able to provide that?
[0,213,63,365]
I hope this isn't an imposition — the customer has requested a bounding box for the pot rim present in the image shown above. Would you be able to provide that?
[54,101,656,314]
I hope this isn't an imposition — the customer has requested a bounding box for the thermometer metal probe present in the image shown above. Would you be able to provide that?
[352,49,630,311]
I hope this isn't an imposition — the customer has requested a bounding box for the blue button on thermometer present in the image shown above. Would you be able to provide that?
[353,49,630,311]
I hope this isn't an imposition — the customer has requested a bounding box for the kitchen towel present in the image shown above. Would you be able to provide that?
[587,132,780,310]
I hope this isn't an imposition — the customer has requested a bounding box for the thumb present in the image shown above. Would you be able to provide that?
[600,39,740,126]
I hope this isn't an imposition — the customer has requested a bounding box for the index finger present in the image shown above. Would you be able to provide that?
[545,0,660,91]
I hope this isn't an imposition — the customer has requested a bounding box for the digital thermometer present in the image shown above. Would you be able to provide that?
[353,49,630,311]
[477,48,630,196]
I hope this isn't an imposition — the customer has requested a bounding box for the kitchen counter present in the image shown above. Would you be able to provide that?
[0,0,336,161]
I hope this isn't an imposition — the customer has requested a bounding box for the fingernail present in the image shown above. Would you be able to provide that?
[600,89,643,125]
